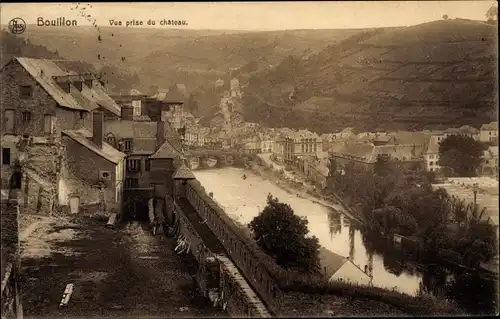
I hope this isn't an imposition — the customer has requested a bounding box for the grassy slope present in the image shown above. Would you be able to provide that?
[242,20,498,132]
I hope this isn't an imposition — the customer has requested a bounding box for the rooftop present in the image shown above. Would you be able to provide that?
[11,57,120,116]
[150,140,181,159]
[63,129,126,164]
[481,121,498,131]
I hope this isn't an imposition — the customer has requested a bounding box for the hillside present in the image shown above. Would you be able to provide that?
[5,26,367,96]
[242,20,498,132]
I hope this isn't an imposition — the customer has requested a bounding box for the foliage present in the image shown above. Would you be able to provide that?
[326,157,496,269]
[443,14,449,20]
[0,31,62,64]
[371,206,418,236]
[249,194,321,274]
[438,134,487,177]
[486,5,498,22]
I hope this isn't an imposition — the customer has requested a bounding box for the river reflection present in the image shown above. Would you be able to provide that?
[194,167,424,295]
[193,168,497,313]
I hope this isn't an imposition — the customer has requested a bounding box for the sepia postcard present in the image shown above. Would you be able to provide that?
[0,1,498,318]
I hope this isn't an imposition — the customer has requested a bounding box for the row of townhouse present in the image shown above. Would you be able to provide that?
[1,57,184,218]
[327,123,498,177]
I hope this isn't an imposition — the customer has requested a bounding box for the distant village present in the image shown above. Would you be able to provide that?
[111,76,499,193]
[1,57,498,218]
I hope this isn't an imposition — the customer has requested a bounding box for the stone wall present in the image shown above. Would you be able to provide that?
[184,179,283,315]
[1,196,23,319]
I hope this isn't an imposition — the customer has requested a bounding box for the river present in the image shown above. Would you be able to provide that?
[193,167,424,295]
[193,167,498,314]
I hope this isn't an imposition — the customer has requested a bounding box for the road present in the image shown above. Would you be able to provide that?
[20,215,225,318]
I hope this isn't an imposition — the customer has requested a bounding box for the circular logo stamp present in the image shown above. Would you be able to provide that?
[8,18,26,35]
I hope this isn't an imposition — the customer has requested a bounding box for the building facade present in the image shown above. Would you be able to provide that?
[480,121,499,144]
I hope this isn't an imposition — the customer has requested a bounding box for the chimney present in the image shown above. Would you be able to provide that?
[121,105,134,121]
[156,121,166,149]
[92,111,104,149]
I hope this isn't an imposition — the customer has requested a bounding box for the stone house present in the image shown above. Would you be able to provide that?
[60,111,126,214]
[480,121,499,144]
[271,134,286,162]
[329,140,426,172]
[284,129,323,164]
[443,125,479,140]
[423,135,443,173]
[481,146,499,176]
[1,57,124,215]
[103,106,182,219]
[0,57,121,140]
[149,84,187,130]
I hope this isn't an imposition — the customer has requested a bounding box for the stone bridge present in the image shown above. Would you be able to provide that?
[184,149,255,170]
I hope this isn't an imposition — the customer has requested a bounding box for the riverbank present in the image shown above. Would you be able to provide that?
[248,156,364,224]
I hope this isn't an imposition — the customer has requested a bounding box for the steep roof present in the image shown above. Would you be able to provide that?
[173,163,195,179]
[426,135,441,154]
[150,140,180,159]
[319,247,348,279]
[63,129,125,164]
[330,140,425,163]
[13,58,120,116]
[387,131,431,146]
[373,144,425,161]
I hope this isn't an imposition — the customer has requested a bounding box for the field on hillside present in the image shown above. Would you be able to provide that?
[242,20,498,132]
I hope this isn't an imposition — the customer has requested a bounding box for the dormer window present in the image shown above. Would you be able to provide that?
[74,81,83,91]
[20,85,33,98]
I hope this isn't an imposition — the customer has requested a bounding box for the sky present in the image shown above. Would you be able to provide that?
[1,1,497,31]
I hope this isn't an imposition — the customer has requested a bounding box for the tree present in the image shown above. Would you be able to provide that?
[371,205,418,236]
[438,134,487,177]
[185,94,200,115]
[249,194,321,274]
[486,5,498,22]
[443,14,449,20]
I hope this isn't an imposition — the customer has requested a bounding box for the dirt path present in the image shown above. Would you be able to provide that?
[20,216,225,318]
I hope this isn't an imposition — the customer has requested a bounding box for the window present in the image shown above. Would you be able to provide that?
[19,85,33,98]
[43,114,54,133]
[124,177,139,188]
[123,139,132,152]
[21,111,31,122]
[429,161,434,166]
[2,148,11,165]
[4,110,15,133]
[133,105,141,117]
[485,160,489,164]
[145,159,151,171]
[126,159,141,172]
